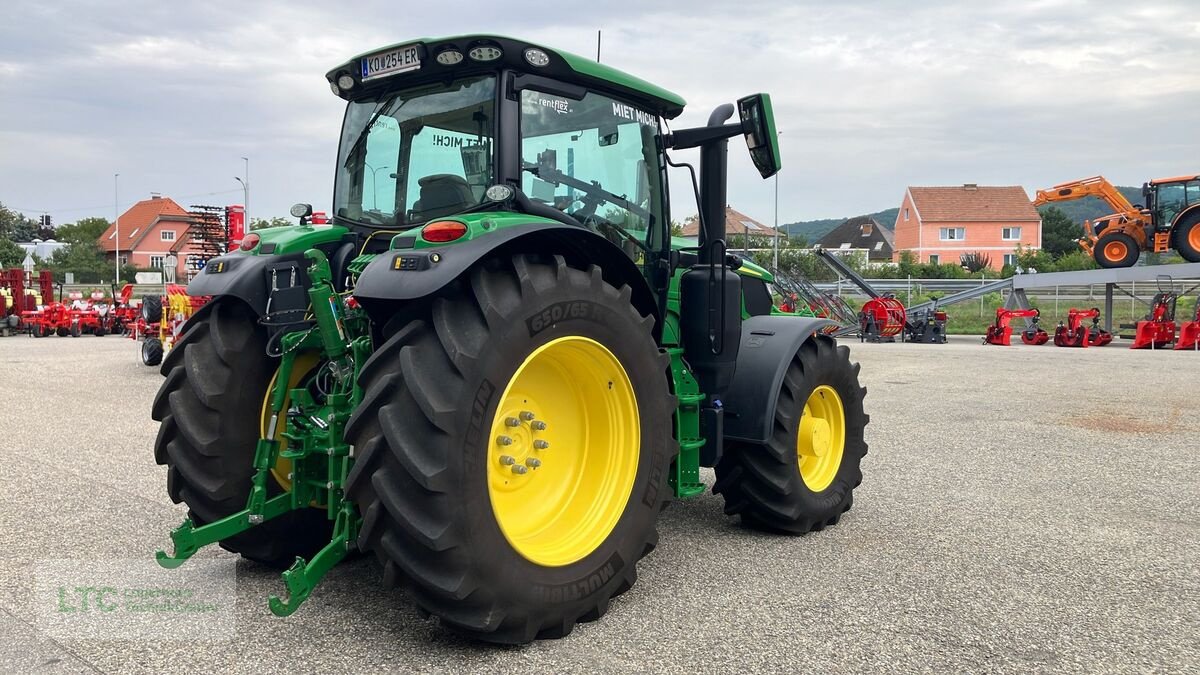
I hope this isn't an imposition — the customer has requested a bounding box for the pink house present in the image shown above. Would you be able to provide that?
[98,196,216,281]
[892,184,1042,270]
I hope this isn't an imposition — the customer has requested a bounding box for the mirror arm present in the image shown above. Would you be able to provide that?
[663,123,744,150]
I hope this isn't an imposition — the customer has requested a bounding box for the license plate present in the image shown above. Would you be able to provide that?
[361,44,421,81]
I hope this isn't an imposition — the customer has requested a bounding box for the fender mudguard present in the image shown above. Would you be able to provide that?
[186,252,308,315]
[352,223,661,335]
[721,315,836,444]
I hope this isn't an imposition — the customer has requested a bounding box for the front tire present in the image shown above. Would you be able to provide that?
[141,337,163,366]
[150,299,332,567]
[1095,232,1140,268]
[345,254,673,644]
[714,335,868,533]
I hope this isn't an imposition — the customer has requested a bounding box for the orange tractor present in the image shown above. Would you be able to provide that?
[983,307,1049,346]
[1032,174,1200,268]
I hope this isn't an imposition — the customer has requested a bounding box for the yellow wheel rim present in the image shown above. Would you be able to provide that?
[797,385,846,492]
[260,352,320,492]
[487,336,639,567]
[1103,240,1127,263]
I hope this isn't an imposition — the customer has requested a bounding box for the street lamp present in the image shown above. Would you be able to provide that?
[241,156,250,228]
[773,131,783,271]
[365,163,391,209]
[114,173,120,283]
[235,176,249,228]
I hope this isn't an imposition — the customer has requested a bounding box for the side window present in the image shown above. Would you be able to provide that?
[362,117,400,215]
[519,89,664,251]
[405,129,490,206]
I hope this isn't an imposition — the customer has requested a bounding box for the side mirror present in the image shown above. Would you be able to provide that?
[737,93,781,178]
[537,148,557,176]
[598,123,619,147]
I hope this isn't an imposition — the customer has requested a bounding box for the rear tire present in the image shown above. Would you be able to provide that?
[1094,232,1140,268]
[345,254,673,644]
[714,335,868,534]
[150,299,332,567]
[1174,216,1200,263]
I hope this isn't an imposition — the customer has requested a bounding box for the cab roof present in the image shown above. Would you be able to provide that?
[326,35,686,119]
[1149,174,1200,186]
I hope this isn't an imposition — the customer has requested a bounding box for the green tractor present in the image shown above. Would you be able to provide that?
[153,35,868,644]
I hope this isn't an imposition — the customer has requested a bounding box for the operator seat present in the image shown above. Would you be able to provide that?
[410,174,474,221]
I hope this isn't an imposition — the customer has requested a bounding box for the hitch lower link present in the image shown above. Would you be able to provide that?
[156,249,366,617]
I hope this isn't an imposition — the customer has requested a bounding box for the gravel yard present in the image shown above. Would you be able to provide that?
[1,334,1196,673]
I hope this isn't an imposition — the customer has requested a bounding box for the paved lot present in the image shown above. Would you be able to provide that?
[1,334,1197,673]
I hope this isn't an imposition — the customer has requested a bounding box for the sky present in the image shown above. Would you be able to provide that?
[1,0,1197,230]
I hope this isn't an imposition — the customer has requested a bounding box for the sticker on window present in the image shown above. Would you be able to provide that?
[611,102,656,127]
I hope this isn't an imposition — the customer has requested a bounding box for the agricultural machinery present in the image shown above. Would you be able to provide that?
[150,35,869,644]
[770,268,857,335]
[983,307,1048,346]
[23,289,115,337]
[858,294,906,342]
[1126,291,1177,349]
[1176,295,1200,350]
[1032,174,1200,268]
[0,269,53,335]
[130,284,207,365]
[1053,307,1113,348]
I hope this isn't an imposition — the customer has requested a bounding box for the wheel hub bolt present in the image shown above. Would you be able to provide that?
[499,455,516,466]
[504,417,521,427]
[531,421,547,431]
[511,465,528,475]
[519,411,536,421]
[525,457,541,469]
[497,435,513,446]
[533,440,550,450]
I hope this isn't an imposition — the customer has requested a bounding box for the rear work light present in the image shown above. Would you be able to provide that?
[239,233,261,251]
[421,220,468,243]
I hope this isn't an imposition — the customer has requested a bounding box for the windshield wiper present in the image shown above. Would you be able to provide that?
[522,163,651,220]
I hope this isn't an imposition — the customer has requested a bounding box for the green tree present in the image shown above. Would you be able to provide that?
[0,238,26,267]
[250,217,293,230]
[1039,206,1084,259]
[0,202,41,242]
[54,216,112,245]
[48,241,109,279]
[1014,244,1056,273]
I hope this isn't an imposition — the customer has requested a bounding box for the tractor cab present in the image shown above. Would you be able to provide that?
[327,37,687,252]
[1146,176,1200,230]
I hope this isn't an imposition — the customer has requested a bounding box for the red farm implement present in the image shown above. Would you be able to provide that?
[858,295,906,343]
[1176,296,1200,350]
[131,284,208,366]
[25,290,114,337]
[1053,307,1113,348]
[1,269,53,335]
[1121,291,1177,349]
[984,307,1049,346]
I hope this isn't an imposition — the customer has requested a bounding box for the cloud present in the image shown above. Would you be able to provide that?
[0,0,1196,228]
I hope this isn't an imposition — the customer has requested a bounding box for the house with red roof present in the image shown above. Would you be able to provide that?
[680,205,781,241]
[98,196,214,281]
[892,184,1041,270]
